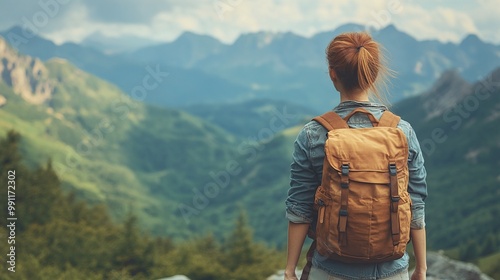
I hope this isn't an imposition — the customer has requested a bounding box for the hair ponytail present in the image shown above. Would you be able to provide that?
[326,32,392,104]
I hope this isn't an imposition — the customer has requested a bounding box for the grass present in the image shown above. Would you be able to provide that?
[477,252,500,279]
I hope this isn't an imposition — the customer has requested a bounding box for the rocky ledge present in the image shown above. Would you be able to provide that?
[157,252,493,280]
[424,252,493,280]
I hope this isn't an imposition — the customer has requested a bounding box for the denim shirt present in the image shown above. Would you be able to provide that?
[286,101,428,280]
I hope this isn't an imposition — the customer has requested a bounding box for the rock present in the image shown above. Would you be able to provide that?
[0,94,6,107]
[421,252,493,280]
[0,36,54,105]
[267,269,302,280]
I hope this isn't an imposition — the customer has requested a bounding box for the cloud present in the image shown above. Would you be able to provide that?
[0,0,498,45]
[82,0,178,24]
[0,0,74,32]
[0,0,52,29]
[392,4,478,43]
[470,0,500,43]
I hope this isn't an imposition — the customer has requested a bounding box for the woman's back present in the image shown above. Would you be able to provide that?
[284,32,428,280]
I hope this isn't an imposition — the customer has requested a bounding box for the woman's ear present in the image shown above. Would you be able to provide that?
[329,68,341,92]
[329,68,337,82]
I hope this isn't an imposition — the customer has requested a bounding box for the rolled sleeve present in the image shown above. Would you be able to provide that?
[286,208,311,223]
[406,125,428,229]
[285,124,321,224]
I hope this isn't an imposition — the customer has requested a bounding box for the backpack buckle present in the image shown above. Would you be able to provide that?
[341,164,350,176]
[339,209,348,216]
[389,163,397,176]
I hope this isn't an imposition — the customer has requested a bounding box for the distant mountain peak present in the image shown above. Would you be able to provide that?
[422,69,471,119]
[0,25,57,58]
[461,33,481,44]
[177,30,202,38]
[176,31,198,41]
[175,31,224,45]
[459,33,484,49]
[233,31,291,48]
[4,25,25,35]
[378,23,416,42]
[381,24,398,32]
[424,69,469,96]
[2,25,47,43]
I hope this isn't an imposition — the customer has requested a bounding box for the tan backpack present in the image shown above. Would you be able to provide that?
[313,108,411,263]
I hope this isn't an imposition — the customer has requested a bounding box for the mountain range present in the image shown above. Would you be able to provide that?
[2,24,500,113]
[0,36,240,238]
[0,25,499,269]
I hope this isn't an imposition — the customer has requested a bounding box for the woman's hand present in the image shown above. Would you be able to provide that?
[410,268,426,280]
[284,269,299,280]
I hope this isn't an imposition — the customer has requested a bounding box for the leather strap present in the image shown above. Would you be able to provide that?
[313,111,349,131]
[378,111,401,128]
[389,162,400,246]
[314,109,402,130]
[339,162,350,246]
[300,240,316,280]
[343,107,379,126]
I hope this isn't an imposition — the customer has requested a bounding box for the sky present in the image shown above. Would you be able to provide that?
[0,0,499,45]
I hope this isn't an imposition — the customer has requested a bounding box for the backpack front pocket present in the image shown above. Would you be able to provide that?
[314,186,338,257]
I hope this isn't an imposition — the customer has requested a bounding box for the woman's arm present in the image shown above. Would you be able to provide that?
[285,222,310,279]
[410,228,427,280]
[285,123,324,279]
[405,124,428,279]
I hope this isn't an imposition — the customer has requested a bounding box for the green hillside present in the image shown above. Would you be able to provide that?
[183,125,300,245]
[0,40,238,239]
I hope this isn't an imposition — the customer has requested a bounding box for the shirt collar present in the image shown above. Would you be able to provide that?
[334,100,388,110]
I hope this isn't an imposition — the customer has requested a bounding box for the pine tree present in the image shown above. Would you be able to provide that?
[20,160,66,229]
[221,210,283,280]
[112,209,153,277]
[480,234,499,256]
[0,130,22,169]
[224,211,255,271]
[459,239,480,261]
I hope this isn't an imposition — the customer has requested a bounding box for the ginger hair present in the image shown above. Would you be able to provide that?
[326,32,392,103]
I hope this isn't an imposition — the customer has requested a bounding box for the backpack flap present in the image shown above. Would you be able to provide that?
[325,128,408,177]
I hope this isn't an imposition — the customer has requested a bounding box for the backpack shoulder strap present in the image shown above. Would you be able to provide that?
[378,110,401,128]
[313,111,349,131]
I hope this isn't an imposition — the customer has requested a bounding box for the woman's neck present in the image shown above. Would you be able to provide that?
[339,89,370,102]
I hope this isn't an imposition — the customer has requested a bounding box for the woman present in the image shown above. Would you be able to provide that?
[284,32,428,280]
